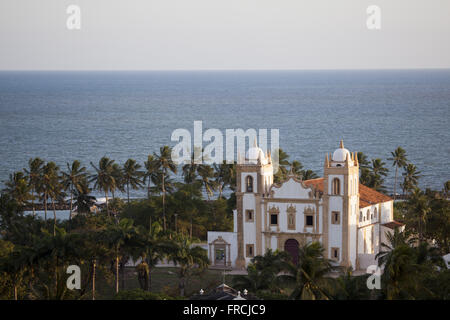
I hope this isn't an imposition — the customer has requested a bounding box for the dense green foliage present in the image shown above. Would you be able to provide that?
[0,145,448,300]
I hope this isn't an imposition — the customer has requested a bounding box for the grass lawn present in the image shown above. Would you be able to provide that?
[94,266,239,299]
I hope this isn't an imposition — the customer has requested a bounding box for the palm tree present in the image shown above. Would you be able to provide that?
[3,171,33,209]
[302,170,318,181]
[402,163,421,196]
[182,147,202,184]
[407,188,431,241]
[376,229,416,267]
[90,157,117,216]
[79,230,110,300]
[166,235,209,296]
[288,160,318,181]
[0,243,29,300]
[61,160,87,221]
[388,147,408,200]
[30,227,81,299]
[376,229,445,299]
[122,159,144,204]
[40,162,60,227]
[143,155,158,199]
[213,161,234,198]
[73,177,96,215]
[197,164,217,200]
[111,163,124,200]
[334,268,371,300]
[233,249,290,293]
[154,146,177,231]
[370,158,389,192]
[44,163,64,236]
[173,182,203,238]
[130,222,166,291]
[289,160,304,179]
[232,264,272,293]
[103,218,136,293]
[273,148,290,183]
[375,230,418,299]
[23,158,44,216]
[357,152,370,169]
[279,242,334,300]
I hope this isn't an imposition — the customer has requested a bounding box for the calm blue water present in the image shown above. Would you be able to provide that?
[0,70,449,197]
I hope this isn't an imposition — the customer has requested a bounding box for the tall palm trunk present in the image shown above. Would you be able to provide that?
[162,171,166,231]
[55,257,58,294]
[14,284,17,300]
[147,261,152,291]
[147,179,151,199]
[44,193,48,221]
[115,255,119,293]
[69,184,74,221]
[127,182,130,204]
[52,198,57,236]
[393,166,398,200]
[105,191,109,216]
[218,185,223,199]
[31,189,36,217]
[205,181,211,201]
[179,272,186,297]
[92,259,96,300]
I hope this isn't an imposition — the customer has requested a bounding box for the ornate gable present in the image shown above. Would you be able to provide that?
[269,175,315,199]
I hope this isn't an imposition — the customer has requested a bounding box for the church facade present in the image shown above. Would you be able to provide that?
[207,141,402,271]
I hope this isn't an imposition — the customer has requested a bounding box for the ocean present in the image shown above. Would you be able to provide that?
[0,70,449,198]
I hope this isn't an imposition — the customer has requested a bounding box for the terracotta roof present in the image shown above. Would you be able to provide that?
[303,178,392,208]
[382,221,405,229]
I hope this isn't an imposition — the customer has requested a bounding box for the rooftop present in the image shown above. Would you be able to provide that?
[303,178,392,208]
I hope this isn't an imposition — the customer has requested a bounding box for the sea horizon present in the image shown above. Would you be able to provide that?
[1,69,449,197]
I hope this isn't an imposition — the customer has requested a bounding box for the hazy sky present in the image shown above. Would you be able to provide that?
[1,0,449,70]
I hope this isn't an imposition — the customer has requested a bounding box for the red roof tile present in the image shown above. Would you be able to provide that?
[303,178,392,208]
[382,221,405,229]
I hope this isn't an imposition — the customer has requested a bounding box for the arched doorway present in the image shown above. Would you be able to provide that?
[284,239,299,265]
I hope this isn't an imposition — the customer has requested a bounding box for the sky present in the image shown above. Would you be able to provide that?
[0,0,449,70]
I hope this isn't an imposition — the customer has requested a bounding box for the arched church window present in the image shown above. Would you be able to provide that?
[374,207,377,219]
[332,178,340,195]
[246,175,253,192]
[366,209,370,221]
[359,211,363,222]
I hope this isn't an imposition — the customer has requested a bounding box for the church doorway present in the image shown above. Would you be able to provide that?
[284,239,299,265]
[214,246,226,266]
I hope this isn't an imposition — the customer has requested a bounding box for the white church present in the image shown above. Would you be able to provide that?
[207,141,403,271]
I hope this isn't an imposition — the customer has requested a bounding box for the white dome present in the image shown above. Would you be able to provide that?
[246,147,267,164]
[332,147,351,162]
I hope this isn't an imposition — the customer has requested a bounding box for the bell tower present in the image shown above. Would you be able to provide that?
[235,140,273,269]
[323,140,359,268]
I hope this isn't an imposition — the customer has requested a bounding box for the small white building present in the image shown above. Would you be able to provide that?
[207,140,403,271]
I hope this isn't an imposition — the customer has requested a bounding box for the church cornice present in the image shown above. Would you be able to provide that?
[263,231,322,237]
[263,198,321,204]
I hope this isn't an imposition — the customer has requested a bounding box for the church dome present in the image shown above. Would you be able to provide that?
[332,140,351,162]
